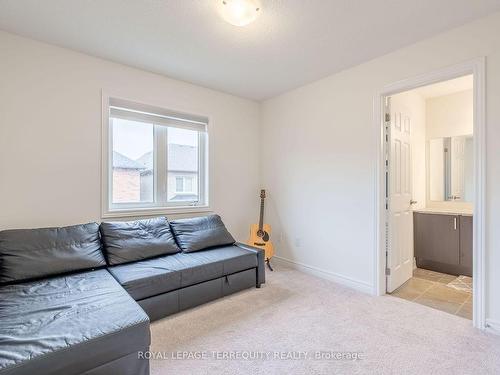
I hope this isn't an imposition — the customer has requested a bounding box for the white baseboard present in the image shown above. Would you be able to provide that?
[485,319,500,335]
[272,256,373,294]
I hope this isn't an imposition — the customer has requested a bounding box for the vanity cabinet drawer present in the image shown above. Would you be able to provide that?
[413,212,472,277]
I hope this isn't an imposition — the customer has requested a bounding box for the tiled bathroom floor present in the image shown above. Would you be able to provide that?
[390,268,472,319]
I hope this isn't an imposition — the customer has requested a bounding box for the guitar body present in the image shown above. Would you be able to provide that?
[248,190,274,268]
[248,223,274,260]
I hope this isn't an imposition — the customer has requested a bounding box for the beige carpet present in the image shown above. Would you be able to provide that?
[150,265,500,374]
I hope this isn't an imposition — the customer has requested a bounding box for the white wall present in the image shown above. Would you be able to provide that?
[0,31,261,241]
[426,89,473,139]
[261,12,500,324]
[428,138,446,201]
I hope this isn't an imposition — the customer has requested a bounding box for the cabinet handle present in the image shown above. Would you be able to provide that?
[454,217,457,230]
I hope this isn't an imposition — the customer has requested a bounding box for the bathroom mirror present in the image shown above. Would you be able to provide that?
[428,135,473,202]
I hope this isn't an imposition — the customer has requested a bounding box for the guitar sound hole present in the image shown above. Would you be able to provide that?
[256,231,269,242]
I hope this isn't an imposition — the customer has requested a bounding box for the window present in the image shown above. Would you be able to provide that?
[175,176,184,192]
[103,97,208,216]
[174,176,195,193]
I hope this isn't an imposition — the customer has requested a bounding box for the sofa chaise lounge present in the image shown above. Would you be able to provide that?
[0,215,265,375]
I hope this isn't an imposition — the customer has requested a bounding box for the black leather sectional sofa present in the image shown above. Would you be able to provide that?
[0,215,265,375]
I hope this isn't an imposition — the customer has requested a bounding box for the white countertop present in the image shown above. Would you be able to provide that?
[414,207,473,216]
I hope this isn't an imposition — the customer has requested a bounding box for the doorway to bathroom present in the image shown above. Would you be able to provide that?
[373,59,485,328]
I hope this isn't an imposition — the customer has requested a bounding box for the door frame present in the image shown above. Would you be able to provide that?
[373,58,486,329]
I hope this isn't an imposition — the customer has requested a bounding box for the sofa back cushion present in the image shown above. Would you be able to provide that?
[100,217,180,265]
[0,223,105,285]
[169,214,235,253]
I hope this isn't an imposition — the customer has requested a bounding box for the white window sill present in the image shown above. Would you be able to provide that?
[101,205,212,219]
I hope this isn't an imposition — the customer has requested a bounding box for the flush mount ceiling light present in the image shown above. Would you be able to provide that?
[218,0,261,27]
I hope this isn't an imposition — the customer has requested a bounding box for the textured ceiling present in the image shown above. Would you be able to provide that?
[0,0,499,100]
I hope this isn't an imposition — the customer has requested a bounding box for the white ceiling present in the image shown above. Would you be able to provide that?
[0,1,499,100]
[415,75,473,99]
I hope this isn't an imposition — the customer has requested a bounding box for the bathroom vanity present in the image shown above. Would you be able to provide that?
[415,132,474,277]
[413,209,472,277]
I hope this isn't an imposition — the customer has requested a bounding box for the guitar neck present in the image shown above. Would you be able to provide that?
[258,198,264,231]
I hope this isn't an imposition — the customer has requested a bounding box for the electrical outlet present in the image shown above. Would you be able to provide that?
[294,237,301,247]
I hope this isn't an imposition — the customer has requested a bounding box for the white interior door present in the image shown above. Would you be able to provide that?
[386,98,414,293]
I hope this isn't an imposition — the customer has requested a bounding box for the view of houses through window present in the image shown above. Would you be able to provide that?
[167,127,199,202]
[111,118,201,206]
[112,118,154,204]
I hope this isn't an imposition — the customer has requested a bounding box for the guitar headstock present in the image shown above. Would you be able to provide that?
[260,189,266,199]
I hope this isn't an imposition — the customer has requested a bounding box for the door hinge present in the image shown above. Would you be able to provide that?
[385,113,391,122]
[385,267,391,276]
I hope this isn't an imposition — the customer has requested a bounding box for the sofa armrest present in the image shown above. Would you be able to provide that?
[234,242,266,286]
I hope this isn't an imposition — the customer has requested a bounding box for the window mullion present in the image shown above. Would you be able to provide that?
[163,126,169,204]
[155,125,168,206]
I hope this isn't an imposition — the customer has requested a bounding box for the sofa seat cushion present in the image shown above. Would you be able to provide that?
[0,270,150,375]
[108,245,258,301]
[0,223,106,285]
[100,217,180,265]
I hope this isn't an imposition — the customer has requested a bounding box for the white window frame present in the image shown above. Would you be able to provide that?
[101,93,211,218]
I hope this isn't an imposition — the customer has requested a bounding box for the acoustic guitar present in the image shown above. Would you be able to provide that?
[248,189,274,271]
